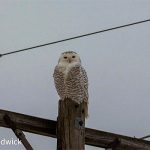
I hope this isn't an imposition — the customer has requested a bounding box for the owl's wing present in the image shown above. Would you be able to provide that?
[53,65,65,100]
[67,64,89,118]
[80,66,89,103]
[66,64,88,103]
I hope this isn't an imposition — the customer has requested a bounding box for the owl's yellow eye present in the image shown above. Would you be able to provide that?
[72,56,75,58]
[64,56,67,59]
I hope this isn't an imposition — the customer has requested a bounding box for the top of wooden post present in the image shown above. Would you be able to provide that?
[57,98,85,150]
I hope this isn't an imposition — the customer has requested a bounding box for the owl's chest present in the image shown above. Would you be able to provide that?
[58,65,70,79]
[58,62,80,80]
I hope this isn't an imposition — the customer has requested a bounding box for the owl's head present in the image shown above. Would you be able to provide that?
[58,51,81,64]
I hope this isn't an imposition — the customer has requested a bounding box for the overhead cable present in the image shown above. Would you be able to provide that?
[0,18,150,57]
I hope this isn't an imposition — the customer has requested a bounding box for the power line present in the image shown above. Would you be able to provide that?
[0,18,150,57]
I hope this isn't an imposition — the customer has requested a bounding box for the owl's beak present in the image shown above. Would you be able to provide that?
[68,58,71,63]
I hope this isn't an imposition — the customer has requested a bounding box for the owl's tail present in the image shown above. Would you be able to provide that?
[83,101,89,119]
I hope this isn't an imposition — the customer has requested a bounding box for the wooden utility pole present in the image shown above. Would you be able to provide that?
[57,98,85,150]
[1,109,150,149]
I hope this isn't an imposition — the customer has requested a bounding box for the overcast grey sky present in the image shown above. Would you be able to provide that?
[0,0,150,150]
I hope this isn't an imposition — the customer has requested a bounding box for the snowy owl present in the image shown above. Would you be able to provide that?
[53,51,89,118]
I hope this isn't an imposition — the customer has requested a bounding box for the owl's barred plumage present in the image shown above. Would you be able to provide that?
[53,51,89,118]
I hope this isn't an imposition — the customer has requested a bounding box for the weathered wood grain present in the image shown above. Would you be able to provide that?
[57,99,85,150]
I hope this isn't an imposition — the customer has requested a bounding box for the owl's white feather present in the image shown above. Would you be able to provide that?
[53,51,89,118]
